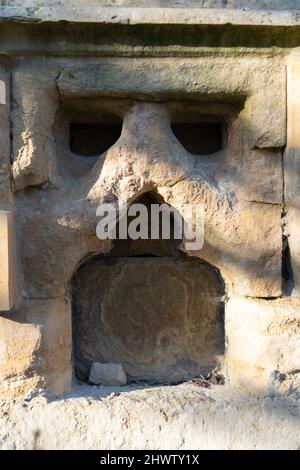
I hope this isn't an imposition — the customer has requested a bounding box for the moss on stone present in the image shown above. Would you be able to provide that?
[0,22,299,57]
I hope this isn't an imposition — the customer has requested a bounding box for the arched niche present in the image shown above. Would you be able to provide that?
[71,191,225,384]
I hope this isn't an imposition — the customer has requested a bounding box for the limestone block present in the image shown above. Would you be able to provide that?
[3,0,300,11]
[160,182,282,297]
[89,362,127,386]
[235,149,283,205]
[24,298,72,396]
[0,211,14,311]
[0,313,41,381]
[226,296,300,395]
[11,66,59,191]
[18,195,111,299]
[0,1,226,7]
[58,58,286,148]
[0,298,72,399]
[222,200,282,297]
[230,0,300,10]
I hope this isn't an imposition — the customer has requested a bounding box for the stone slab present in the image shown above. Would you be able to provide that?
[89,362,127,386]
[1,383,300,450]
[1,5,300,27]
[226,296,300,395]
[0,298,72,399]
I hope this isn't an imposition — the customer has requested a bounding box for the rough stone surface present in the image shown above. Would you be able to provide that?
[0,383,300,450]
[0,48,288,399]
[285,202,300,296]
[226,296,300,395]
[0,1,298,425]
[89,363,127,386]
[0,298,72,399]
[4,1,300,9]
[12,60,284,304]
[58,58,286,150]
[12,67,58,191]
[73,257,225,383]
[2,3,300,28]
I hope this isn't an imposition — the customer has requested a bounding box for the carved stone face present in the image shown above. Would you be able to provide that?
[9,56,284,386]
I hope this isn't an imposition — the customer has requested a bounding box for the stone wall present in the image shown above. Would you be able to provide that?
[2,1,300,10]
[0,5,300,399]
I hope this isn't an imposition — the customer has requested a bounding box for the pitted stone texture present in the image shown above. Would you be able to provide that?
[226,296,300,395]
[89,362,127,386]
[2,3,300,35]
[7,56,285,396]
[17,193,110,300]
[159,184,282,296]
[1,383,300,450]
[12,66,59,191]
[58,58,286,149]
[2,1,300,10]
[3,1,226,6]
[0,313,41,381]
[72,257,225,383]
[0,298,72,399]
[12,61,284,298]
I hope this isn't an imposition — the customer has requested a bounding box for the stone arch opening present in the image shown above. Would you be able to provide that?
[71,192,225,384]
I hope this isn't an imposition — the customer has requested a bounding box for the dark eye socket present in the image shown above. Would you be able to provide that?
[171,122,223,155]
[70,121,122,157]
[70,119,222,157]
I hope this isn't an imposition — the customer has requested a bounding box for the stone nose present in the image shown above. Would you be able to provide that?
[121,102,173,155]
[87,102,190,205]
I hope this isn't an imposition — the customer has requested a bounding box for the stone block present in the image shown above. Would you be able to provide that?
[0,297,72,399]
[226,296,300,395]
[89,362,127,386]
[12,66,59,191]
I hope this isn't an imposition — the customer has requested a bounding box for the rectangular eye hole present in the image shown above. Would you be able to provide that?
[70,122,122,157]
[171,122,223,155]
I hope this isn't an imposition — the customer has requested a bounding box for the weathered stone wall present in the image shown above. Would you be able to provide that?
[0,4,300,399]
[2,1,300,10]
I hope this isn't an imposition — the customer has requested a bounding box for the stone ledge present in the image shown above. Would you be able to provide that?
[0,7,300,27]
[1,382,299,449]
